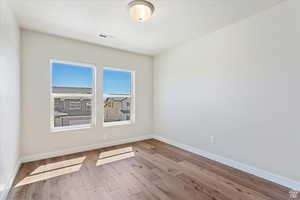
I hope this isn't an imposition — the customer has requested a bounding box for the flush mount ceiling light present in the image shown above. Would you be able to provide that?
[128,0,155,22]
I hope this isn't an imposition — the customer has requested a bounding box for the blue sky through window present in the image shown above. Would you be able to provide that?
[52,62,131,95]
[103,69,131,95]
[52,62,93,88]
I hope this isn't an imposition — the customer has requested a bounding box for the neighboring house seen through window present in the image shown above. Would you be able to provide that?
[50,60,95,131]
[103,68,135,126]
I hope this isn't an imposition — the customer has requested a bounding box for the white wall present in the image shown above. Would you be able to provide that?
[0,0,20,199]
[154,0,300,183]
[21,30,153,158]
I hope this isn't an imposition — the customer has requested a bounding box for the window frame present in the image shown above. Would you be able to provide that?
[50,59,96,132]
[102,67,136,127]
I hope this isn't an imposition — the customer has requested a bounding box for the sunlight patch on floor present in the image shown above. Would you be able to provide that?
[99,147,133,159]
[97,146,135,166]
[15,156,86,187]
[30,156,86,175]
[15,164,82,187]
[97,151,135,166]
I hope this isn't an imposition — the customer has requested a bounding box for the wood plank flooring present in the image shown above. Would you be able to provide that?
[8,139,297,200]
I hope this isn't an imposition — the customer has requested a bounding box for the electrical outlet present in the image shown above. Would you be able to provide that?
[210,136,215,144]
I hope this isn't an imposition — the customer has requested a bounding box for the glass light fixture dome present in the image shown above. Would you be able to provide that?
[128,0,155,22]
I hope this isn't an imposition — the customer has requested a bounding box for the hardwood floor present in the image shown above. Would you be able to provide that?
[8,139,296,200]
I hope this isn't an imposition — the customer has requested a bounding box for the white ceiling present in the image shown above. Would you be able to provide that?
[9,0,284,55]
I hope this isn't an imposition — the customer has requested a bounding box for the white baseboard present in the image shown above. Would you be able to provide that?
[0,159,22,200]
[153,135,300,191]
[21,135,153,163]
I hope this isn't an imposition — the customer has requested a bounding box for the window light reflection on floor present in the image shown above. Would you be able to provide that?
[30,157,86,175]
[97,147,135,166]
[99,146,133,159]
[15,156,86,188]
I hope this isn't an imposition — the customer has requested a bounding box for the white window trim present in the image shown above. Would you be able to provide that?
[49,59,96,132]
[102,67,135,127]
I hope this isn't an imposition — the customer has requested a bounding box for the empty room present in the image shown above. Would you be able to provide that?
[1,0,300,199]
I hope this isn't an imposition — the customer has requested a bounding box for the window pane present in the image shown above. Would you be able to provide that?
[103,69,131,95]
[52,62,93,94]
[104,97,131,122]
[54,97,92,127]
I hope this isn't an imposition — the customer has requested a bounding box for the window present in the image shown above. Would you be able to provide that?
[103,68,135,126]
[50,60,95,131]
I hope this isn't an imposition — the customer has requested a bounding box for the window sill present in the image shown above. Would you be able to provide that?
[103,121,132,127]
[51,124,94,133]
